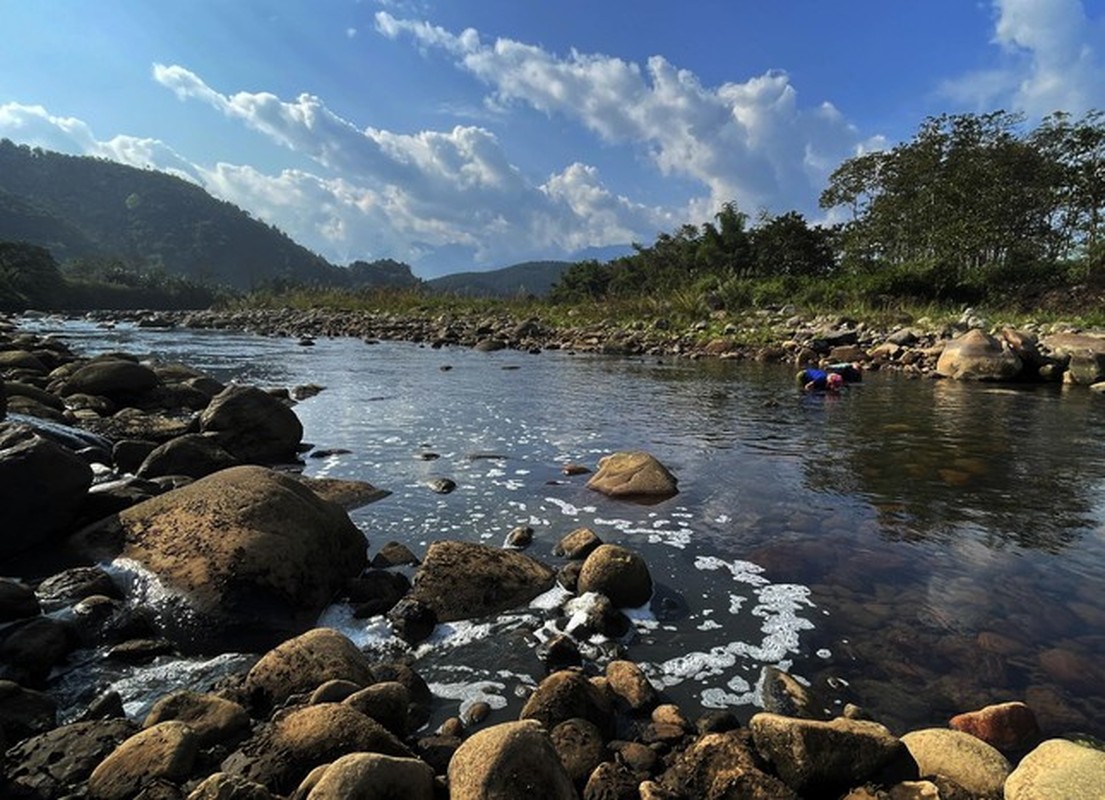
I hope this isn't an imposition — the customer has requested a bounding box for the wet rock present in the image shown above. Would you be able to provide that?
[106,637,178,663]
[345,570,409,619]
[136,434,240,480]
[293,752,435,800]
[582,761,638,800]
[1004,738,1105,799]
[112,439,158,473]
[759,665,814,718]
[0,680,57,743]
[935,329,1022,381]
[605,660,659,712]
[243,628,374,712]
[36,566,122,611]
[386,596,438,644]
[539,633,583,672]
[506,524,534,548]
[81,691,126,721]
[558,561,583,592]
[448,719,577,800]
[88,720,198,800]
[60,357,160,400]
[949,701,1041,752]
[0,350,47,372]
[750,712,912,796]
[343,681,410,737]
[408,539,556,622]
[562,463,591,476]
[0,579,40,622]
[0,428,93,558]
[424,477,456,494]
[900,728,1011,798]
[220,703,411,795]
[144,691,251,749]
[551,717,608,787]
[3,718,139,799]
[308,679,361,704]
[586,451,678,499]
[555,527,603,559]
[76,466,367,651]
[0,617,77,686]
[293,475,390,511]
[658,729,797,800]
[371,541,420,568]
[578,544,653,608]
[520,669,615,738]
[185,772,275,800]
[367,663,433,731]
[198,385,303,463]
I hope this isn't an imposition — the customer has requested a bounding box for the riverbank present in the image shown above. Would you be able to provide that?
[2,313,1105,798]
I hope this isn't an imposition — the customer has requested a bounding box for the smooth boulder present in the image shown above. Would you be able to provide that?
[243,628,374,711]
[577,544,653,608]
[1004,738,1105,799]
[294,752,435,800]
[60,357,160,400]
[900,727,1011,798]
[80,466,367,651]
[586,451,678,499]
[199,385,303,463]
[935,329,1022,381]
[447,719,578,800]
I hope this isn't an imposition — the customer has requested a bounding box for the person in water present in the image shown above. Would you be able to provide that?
[796,365,849,392]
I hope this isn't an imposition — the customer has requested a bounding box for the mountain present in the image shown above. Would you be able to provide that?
[0,139,342,290]
[427,260,574,297]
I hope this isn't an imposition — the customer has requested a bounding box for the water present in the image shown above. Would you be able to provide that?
[23,318,1105,737]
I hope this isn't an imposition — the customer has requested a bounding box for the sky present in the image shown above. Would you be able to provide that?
[1,1,1103,279]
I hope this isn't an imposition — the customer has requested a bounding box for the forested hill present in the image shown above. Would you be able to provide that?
[0,139,342,290]
[427,260,572,297]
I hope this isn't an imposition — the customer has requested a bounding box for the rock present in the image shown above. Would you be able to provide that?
[0,680,57,743]
[198,385,303,463]
[386,596,438,644]
[1004,738,1105,799]
[343,681,410,737]
[1041,332,1105,384]
[0,579,40,622]
[577,544,653,608]
[550,717,608,786]
[243,628,374,712]
[61,357,160,400]
[345,570,409,619]
[520,669,615,738]
[0,429,93,558]
[900,728,1011,798]
[658,729,798,800]
[293,752,435,800]
[293,475,391,510]
[78,466,366,651]
[0,617,77,686]
[424,477,456,494]
[539,633,583,672]
[586,451,678,499]
[220,703,411,794]
[106,637,177,663]
[750,712,911,796]
[88,721,199,800]
[144,691,251,749]
[935,329,1022,381]
[582,761,638,800]
[367,663,433,731]
[35,566,122,610]
[759,665,814,718]
[371,541,420,568]
[948,701,1041,752]
[506,525,534,548]
[137,434,240,480]
[448,719,577,800]
[0,349,47,372]
[186,773,275,800]
[408,540,556,622]
[308,678,361,704]
[605,660,659,712]
[113,439,159,473]
[3,718,139,798]
[554,527,603,559]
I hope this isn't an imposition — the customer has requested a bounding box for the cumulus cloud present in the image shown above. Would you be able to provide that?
[940,0,1104,118]
[374,12,865,219]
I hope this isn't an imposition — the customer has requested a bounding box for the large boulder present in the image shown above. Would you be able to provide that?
[447,719,578,800]
[75,466,367,651]
[520,669,614,738]
[586,451,678,499]
[408,540,556,623]
[577,544,653,608]
[3,718,139,799]
[935,329,1022,381]
[0,426,93,558]
[1004,738,1105,799]
[294,752,435,800]
[136,433,240,480]
[658,730,798,800]
[948,701,1041,752]
[242,628,375,711]
[144,690,251,749]
[750,712,912,796]
[199,385,303,463]
[1040,331,1105,384]
[60,357,160,400]
[87,720,198,800]
[900,728,1011,798]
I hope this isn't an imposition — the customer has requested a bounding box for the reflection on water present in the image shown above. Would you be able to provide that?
[26,318,1105,737]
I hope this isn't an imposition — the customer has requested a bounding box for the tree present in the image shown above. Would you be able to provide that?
[0,241,67,311]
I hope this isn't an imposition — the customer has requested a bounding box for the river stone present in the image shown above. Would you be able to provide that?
[0,680,57,742]
[3,718,139,799]
[35,566,122,610]
[4,380,65,412]
[243,627,374,711]
[136,433,240,480]
[343,681,410,737]
[293,475,391,511]
[549,717,608,786]
[0,578,40,622]
[586,451,679,499]
[577,544,653,608]
[448,719,577,800]
[88,720,198,800]
[0,429,93,558]
[658,729,798,800]
[554,527,602,559]
[605,659,659,712]
[750,712,911,796]
[1004,738,1105,799]
[935,329,1022,381]
[199,385,303,463]
[82,466,366,651]
[144,690,250,749]
[294,752,435,800]
[408,540,556,622]
[948,701,1041,752]
[220,703,411,795]
[900,728,1011,798]
[61,357,160,400]
[520,669,615,738]
[186,772,275,800]
[0,349,47,372]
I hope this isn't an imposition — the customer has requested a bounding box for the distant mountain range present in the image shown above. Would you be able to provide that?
[0,139,627,296]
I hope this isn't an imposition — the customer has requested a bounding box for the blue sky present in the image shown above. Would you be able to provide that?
[1,1,1103,278]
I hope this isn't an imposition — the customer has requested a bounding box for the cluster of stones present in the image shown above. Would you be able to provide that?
[3,313,1105,798]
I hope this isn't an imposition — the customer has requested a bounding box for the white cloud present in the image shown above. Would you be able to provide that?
[940,0,1104,118]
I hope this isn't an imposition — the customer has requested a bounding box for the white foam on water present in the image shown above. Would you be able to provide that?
[697,619,723,631]
[530,584,573,610]
[111,652,255,720]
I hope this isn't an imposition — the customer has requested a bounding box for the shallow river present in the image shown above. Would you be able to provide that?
[25,318,1105,739]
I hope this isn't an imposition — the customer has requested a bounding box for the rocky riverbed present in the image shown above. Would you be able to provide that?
[1,310,1104,798]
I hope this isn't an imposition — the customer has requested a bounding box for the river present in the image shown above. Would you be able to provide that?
[23,317,1105,739]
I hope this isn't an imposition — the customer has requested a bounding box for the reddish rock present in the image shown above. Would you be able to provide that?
[950,701,1041,752]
